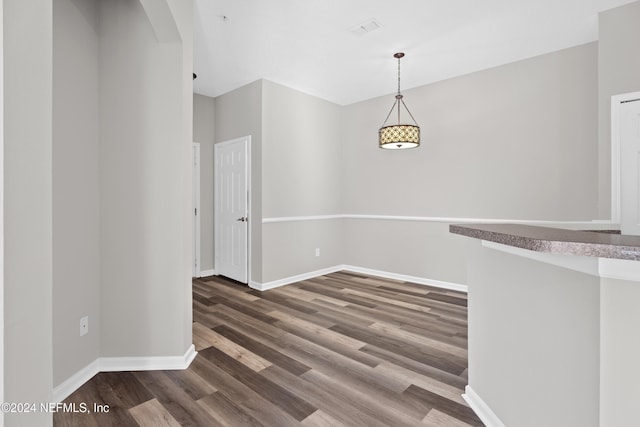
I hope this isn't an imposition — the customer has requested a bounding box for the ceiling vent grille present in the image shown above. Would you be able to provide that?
[349,18,382,36]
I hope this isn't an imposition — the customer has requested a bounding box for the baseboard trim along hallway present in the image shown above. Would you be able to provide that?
[52,344,197,403]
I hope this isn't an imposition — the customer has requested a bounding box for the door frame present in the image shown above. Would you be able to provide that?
[192,143,200,277]
[214,136,251,284]
[611,91,640,223]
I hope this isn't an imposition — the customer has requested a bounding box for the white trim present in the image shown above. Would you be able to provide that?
[52,359,100,403]
[198,269,215,278]
[343,214,601,226]
[611,91,640,224]
[598,257,640,281]
[342,265,468,292]
[482,240,640,281]
[249,265,344,291]
[100,344,197,372]
[249,264,467,293]
[462,385,507,427]
[262,214,618,229]
[52,345,197,403]
[263,214,343,223]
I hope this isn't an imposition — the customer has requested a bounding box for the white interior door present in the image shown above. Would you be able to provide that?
[192,143,200,277]
[215,136,249,283]
[620,99,640,235]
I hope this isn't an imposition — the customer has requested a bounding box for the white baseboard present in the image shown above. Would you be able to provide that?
[53,345,197,403]
[250,265,344,291]
[99,344,197,372]
[52,359,100,403]
[342,265,468,292]
[249,264,467,293]
[462,385,506,427]
[198,269,215,278]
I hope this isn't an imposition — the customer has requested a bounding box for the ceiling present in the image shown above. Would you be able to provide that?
[193,0,636,106]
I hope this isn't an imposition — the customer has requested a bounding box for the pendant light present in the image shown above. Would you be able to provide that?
[378,52,420,149]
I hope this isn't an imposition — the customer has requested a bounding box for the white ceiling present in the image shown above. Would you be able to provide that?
[193,0,636,106]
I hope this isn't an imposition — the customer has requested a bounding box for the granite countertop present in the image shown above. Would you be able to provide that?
[449,223,640,261]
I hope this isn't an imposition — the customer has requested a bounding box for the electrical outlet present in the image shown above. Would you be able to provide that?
[80,316,89,336]
[315,248,320,257]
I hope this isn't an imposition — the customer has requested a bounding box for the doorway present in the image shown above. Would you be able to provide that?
[214,136,250,284]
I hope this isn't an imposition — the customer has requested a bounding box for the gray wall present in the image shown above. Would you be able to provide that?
[209,80,345,283]
[341,42,598,284]
[207,42,600,287]
[344,220,468,285]
[214,80,263,283]
[4,0,54,425]
[262,81,343,217]
[99,0,193,357]
[600,276,640,426]
[343,42,598,220]
[52,0,101,387]
[598,0,640,218]
[261,80,344,282]
[48,0,194,393]
[467,241,600,427]
[193,94,215,272]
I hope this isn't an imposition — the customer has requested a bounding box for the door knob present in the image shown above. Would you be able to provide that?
[236,216,248,222]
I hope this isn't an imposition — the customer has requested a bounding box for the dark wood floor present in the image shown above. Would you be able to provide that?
[55,271,483,426]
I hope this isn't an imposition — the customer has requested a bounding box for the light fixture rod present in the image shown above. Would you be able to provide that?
[380,52,418,127]
[397,53,402,96]
[396,53,402,124]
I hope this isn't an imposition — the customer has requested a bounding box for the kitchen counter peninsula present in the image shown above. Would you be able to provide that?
[450,223,640,260]
[450,223,640,427]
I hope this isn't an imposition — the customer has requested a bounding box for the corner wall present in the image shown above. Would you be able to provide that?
[52,0,101,387]
[4,0,54,425]
[99,0,192,358]
[261,80,344,283]
[214,80,263,283]
[3,0,194,414]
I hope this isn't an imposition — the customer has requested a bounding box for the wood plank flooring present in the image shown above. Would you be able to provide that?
[54,271,483,426]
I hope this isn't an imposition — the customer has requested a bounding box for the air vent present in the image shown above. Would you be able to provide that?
[349,18,382,36]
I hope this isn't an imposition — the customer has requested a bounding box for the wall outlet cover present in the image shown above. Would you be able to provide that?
[80,316,89,336]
